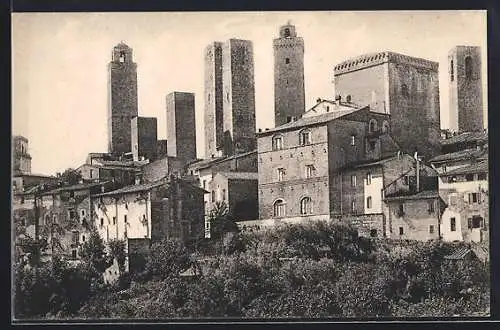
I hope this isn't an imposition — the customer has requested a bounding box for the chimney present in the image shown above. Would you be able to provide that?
[346,95,352,103]
[335,95,341,103]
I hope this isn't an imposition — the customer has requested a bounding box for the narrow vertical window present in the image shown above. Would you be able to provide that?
[305,165,315,178]
[351,135,356,146]
[273,199,285,217]
[222,189,226,201]
[465,56,473,79]
[351,175,357,187]
[272,135,284,150]
[399,227,404,235]
[366,172,372,185]
[450,217,456,232]
[277,168,286,182]
[429,225,434,234]
[366,196,372,209]
[450,59,454,81]
[285,58,290,64]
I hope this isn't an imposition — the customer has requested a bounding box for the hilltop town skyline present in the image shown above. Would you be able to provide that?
[12,11,487,175]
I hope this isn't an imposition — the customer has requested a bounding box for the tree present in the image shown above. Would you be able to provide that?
[79,228,110,274]
[57,168,83,186]
[208,201,239,241]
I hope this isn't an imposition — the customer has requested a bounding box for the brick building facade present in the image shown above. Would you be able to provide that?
[334,51,441,159]
[107,42,138,155]
[257,101,399,222]
[448,46,484,133]
[166,92,197,162]
[273,22,305,126]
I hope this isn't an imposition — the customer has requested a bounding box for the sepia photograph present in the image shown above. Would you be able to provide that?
[11,10,490,321]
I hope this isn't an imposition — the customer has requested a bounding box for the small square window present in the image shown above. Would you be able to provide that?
[285,58,290,64]
[370,229,377,237]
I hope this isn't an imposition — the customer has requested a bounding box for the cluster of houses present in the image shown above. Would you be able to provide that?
[12,23,489,280]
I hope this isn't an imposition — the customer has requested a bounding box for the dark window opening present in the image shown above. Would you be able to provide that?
[370,229,378,237]
[450,217,456,231]
[429,225,434,234]
[285,58,290,64]
[100,218,104,226]
[72,250,77,259]
[398,204,404,217]
[124,215,127,223]
[469,216,483,229]
[478,173,487,180]
[465,174,474,181]
[401,84,409,98]
[112,216,116,225]
[428,201,435,214]
[119,51,126,63]
[465,56,473,79]
[399,227,404,235]
[284,28,290,37]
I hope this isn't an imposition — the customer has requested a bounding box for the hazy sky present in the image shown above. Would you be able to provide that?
[12,11,487,175]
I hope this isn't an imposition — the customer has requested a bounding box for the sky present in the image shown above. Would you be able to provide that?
[12,11,488,175]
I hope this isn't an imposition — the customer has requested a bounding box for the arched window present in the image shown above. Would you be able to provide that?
[465,56,473,79]
[272,134,284,151]
[299,129,312,146]
[382,120,390,133]
[284,28,290,37]
[273,199,285,217]
[369,119,378,132]
[119,51,126,63]
[450,59,454,81]
[300,197,313,215]
[401,84,409,98]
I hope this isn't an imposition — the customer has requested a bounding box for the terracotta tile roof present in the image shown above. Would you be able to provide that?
[384,189,440,201]
[217,172,259,180]
[440,160,489,177]
[42,181,107,195]
[93,180,166,197]
[258,107,364,135]
[429,148,486,163]
[441,131,488,146]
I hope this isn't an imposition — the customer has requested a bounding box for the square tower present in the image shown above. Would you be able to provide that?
[334,52,441,159]
[166,92,197,162]
[12,135,32,175]
[222,39,257,156]
[448,46,484,133]
[107,42,139,155]
[204,42,224,158]
[131,117,158,162]
[273,22,306,127]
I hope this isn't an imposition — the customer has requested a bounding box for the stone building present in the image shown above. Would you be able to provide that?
[334,153,439,239]
[204,42,224,159]
[108,42,138,155]
[438,160,488,243]
[273,22,305,126]
[166,92,197,162]
[141,156,187,183]
[334,51,441,159]
[186,150,258,237]
[91,177,206,271]
[39,181,111,260]
[222,39,257,156]
[256,100,399,224]
[13,135,32,175]
[448,46,484,133]
[429,130,488,175]
[77,161,142,188]
[131,116,158,162]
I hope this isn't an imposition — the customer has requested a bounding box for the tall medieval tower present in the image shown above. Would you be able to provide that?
[273,22,305,127]
[107,42,138,155]
[221,39,256,156]
[448,46,484,133]
[204,42,224,158]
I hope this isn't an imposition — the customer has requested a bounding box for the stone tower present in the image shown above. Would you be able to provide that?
[334,52,441,159]
[166,92,197,162]
[12,135,32,175]
[222,39,256,156]
[204,42,224,158]
[107,42,138,155]
[448,46,484,133]
[273,22,305,127]
[131,117,158,162]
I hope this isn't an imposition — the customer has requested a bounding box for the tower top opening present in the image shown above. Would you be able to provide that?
[279,23,297,38]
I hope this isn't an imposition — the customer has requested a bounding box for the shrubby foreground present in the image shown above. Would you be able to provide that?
[14,221,490,319]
